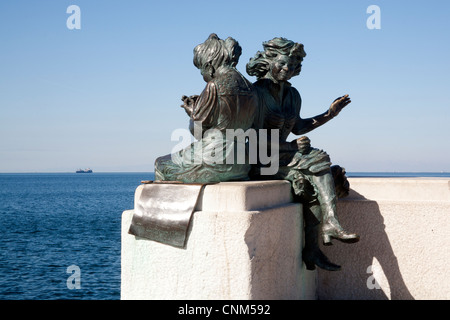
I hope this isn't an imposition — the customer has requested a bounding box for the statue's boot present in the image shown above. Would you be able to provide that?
[302,204,341,271]
[312,173,360,246]
[321,219,360,246]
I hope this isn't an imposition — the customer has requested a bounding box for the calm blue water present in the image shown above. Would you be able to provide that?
[0,171,448,300]
[0,172,153,300]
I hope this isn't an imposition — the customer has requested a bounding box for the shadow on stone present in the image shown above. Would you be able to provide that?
[317,190,415,300]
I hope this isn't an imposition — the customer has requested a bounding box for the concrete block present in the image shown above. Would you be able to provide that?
[121,180,317,300]
[317,178,450,300]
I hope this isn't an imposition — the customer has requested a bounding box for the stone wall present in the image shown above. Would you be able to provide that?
[318,178,450,300]
[121,181,317,300]
[121,178,450,300]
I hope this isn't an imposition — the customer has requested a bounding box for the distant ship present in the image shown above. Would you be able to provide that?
[76,168,93,173]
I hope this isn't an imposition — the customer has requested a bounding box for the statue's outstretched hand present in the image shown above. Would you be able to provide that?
[329,94,351,118]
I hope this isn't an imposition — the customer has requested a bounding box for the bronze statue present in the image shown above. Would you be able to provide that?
[246,37,359,271]
[149,34,359,270]
[131,34,258,247]
[155,33,258,182]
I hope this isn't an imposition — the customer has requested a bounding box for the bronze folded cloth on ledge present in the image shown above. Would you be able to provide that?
[128,181,209,248]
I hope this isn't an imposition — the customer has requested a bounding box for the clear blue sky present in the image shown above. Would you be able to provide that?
[1,0,449,172]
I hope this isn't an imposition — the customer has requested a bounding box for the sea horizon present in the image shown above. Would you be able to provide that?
[1,171,450,178]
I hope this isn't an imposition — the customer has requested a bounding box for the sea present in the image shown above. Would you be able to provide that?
[0,172,152,300]
[0,171,449,300]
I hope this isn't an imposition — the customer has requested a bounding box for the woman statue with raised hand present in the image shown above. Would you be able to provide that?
[155,33,258,183]
[247,37,359,271]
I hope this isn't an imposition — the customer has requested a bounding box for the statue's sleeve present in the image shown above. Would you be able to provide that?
[191,81,219,129]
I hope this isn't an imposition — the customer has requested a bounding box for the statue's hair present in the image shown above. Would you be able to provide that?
[193,33,242,71]
[246,37,306,79]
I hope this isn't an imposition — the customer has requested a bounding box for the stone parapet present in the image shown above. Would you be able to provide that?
[318,178,450,300]
[122,178,449,300]
[121,180,316,300]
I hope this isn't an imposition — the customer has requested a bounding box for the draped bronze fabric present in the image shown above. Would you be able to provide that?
[129,183,207,248]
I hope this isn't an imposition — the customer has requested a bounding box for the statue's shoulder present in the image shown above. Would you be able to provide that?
[214,68,253,96]
[284,83,302,110]
[288,84,301,100]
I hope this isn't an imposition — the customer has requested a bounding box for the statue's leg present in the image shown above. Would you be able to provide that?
[311,170,360,245]
[331,165,350,199]
[302,202,341,271]
[281,161,351,269]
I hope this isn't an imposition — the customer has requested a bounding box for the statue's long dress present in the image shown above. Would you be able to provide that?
[155,68,258,183]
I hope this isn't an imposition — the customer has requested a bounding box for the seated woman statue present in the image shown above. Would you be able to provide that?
[247,37,359,271]
[155,34,258,183]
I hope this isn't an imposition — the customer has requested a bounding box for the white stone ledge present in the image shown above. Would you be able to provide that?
[122,180,316,300]
[122,178,449,300]
[345,177,450,202]
[318,178,450,300]
[195,180,293,212]
[134,180,293,212]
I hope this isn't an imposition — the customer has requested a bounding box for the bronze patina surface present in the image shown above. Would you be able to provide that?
[129,182,207,248]
[132,34,360,271]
